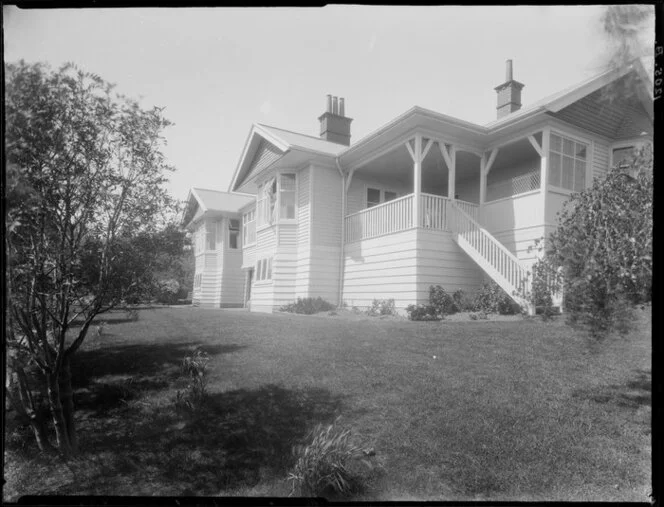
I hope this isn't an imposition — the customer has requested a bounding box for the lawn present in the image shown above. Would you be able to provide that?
[4,306,651,501]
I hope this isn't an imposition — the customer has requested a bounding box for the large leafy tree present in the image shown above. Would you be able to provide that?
[5,60,177,454]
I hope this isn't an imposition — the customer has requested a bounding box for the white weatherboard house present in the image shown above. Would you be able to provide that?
[183,188,254,307]
[189,60,653,313]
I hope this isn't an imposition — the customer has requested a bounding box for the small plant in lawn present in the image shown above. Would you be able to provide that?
[125,308,140,322]
[280,297,336,315]
[367,299,396,317]
[175,347,210,412]
[288,419,374,498]
[469,313,478,320]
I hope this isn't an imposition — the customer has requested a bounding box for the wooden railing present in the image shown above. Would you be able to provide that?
[420,193,449,229]
[345,194,481,243]
[449,201,532,311]
[345,194,413,242]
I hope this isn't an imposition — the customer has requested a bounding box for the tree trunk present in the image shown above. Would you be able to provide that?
[59,358,78,452]
[9,369,54,453]
[46,374,71,455]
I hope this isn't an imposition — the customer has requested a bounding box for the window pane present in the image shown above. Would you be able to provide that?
[266,258,272,279]
[229,231,239,249]
[574,159,586,192]
[563,138,574,156]
[549,152,561,186]
[575,143,587,160]
[384,191,397,202]
[613,146,635,167]
[280,192,295,219]
[367,188,380,207]
[562,155,574,190]
[550,134,562,153]
[280,174,296,191]
[206,222,216,250]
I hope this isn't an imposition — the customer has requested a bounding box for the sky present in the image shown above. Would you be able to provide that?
[3,5,655,202]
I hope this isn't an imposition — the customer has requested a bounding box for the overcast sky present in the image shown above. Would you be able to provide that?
[3,5,654,201]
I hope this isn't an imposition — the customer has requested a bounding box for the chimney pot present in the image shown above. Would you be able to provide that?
[506,59,513,81]
[339,97,345,116]
[332,96,338,115]
[326,94,332,113]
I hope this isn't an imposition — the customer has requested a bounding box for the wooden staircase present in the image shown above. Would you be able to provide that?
[448,201,536,315]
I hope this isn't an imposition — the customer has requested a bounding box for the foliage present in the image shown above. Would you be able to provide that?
[367,298,396,317]
[474,282,520,315]
[156,279,181,305]
[405,304,440,321]
[543,145,652,337]
[428,285,458,316]
[280,297,336,315]
[175,347,210,412]
[5,60,177,454]
[288,419,373,498]
[452,289,477,312]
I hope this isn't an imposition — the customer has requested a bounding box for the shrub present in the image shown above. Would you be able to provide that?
[288,419,373,498]
[405,304,440,321]
[156,278,180,305]
[474,281,520,315]
[543,144,652,337]
[367,299,396,317]
[428,285,457,316]
[452,289,477,312]
[280,297,336,315]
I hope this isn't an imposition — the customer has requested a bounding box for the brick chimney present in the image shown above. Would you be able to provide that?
[494,59,525,119]
[318,94,352,145]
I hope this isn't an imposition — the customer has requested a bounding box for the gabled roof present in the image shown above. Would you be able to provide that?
[229,59,653,187]
[182,187,254,229]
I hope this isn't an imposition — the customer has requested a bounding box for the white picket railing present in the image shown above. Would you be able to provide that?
[449,201,533,312]
[345,194,481,243]
[420,193,449,229]
[345,194,413,243]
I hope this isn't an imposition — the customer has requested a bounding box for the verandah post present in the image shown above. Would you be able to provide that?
[413,135,422,228]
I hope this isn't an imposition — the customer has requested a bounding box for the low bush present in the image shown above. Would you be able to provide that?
[474,281,520,315]
[288,419,373,498]
[155,278,180,305]
[367,299,396,317]
[452,289,477,312]
[280,297,336,315]
[429,285,457,316]
[406,304,440,321]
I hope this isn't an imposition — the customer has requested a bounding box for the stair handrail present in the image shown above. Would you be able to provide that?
[448,201,532,298]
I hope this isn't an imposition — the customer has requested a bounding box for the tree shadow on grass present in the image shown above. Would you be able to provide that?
[71,342,247,415]
[75,383,343,496]
[571,369,651,409]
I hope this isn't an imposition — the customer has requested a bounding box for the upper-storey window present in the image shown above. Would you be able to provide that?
[612,146,635,169]
[243,209,256,246]
[228,219,240,249]
[549,133,587,192]
[206,221,216,250]
[280,174,296,219]
[257,173,296,226]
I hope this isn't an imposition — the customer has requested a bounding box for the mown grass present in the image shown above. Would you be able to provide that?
[4,305,651,501]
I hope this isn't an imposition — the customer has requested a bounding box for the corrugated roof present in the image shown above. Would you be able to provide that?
[256,124,347,156]
[192,188,254,213]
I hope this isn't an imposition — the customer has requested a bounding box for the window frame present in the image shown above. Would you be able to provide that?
[254,256,273,283]
[609,138,652,169]
[228,218,240,250]
[365,186,400,208]
[256,171,298,231]
[242,208,256,247]
[205,221,216,251]
[547,130,591,194]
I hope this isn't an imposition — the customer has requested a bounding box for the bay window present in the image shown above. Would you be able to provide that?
[256,173,296,226]
[549,133,587,192]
